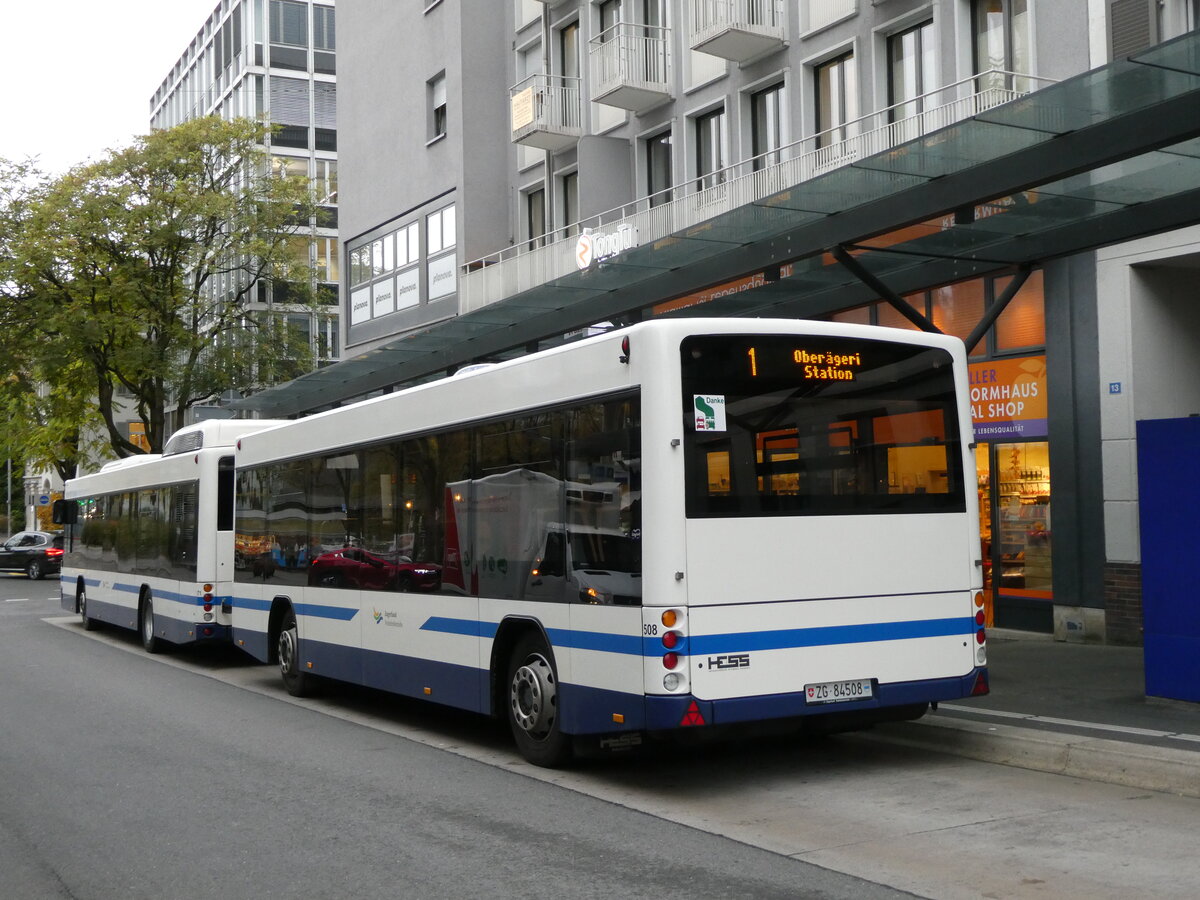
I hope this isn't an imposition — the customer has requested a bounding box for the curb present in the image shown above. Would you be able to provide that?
[856,716,1200,799]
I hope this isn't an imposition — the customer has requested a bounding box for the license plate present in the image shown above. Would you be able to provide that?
[805,678,873,705]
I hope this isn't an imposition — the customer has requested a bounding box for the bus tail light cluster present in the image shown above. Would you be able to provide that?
[202,583,215,614]
[660,608,686,691]
[974,591,987,666]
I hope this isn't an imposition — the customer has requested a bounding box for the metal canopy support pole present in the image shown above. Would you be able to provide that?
[831,245,942,334]
[964,263,1033,352]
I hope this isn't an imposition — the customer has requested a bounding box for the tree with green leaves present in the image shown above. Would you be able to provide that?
[0,116,317,471]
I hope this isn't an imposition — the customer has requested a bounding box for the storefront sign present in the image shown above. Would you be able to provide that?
[350,286,371,325]
[576,224,639,270]
[372,277,395,318]
[652,264,796,314]
[396,266,420,310]
[511,87,534,131]
[969,355,1047,440]
[428,253,457,300]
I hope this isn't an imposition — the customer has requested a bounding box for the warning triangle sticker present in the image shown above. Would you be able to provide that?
[680,701,706,727]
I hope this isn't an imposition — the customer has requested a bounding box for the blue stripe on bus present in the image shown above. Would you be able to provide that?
[419,615,972,656]
[687,616,976,655]
[294,602,359,621]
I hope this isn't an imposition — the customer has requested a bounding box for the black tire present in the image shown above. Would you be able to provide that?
[140,592,164,654]
[79,583,99,632]
[279,608,317,697]
[26,559,42,580]
[505,633,571,768]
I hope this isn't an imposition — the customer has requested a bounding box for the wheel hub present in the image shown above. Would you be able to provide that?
[510,654,556,736]
[280,628,298,676]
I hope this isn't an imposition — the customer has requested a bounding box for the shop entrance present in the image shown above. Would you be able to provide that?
[976,441,1053,631]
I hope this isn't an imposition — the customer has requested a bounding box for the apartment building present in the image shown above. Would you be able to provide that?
[240,0,1200,648]
[150,0,341,381]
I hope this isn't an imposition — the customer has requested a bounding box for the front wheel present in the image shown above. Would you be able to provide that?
[279,609,317,697]
[506,634,571,768]
[140,593,163,654]
[26,559,42,580]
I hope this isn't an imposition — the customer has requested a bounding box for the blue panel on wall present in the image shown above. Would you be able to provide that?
[1136,416,1200,703]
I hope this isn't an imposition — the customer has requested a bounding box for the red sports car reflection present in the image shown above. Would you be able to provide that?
[307,548,441,592]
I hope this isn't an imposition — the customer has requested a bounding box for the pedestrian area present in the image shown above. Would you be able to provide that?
[869,630,1200,798]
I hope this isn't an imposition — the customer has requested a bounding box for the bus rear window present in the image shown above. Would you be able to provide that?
[682,334,965,517]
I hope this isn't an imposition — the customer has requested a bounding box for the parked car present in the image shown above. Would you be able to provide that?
[307,547,441,592]
[0,531,64,580]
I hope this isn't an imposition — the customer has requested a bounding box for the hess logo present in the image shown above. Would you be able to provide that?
[706,654,750,670]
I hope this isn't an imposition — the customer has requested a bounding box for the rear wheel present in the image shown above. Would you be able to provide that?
[140,592,163,654]
[279,608,316,697]
[26,559,42,580]
[506,633,571,768]
[79,583,98,631]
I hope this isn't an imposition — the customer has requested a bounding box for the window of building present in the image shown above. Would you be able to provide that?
[561,170,579,237]
[313,5,335,50]
[888,20,934,120]
[972,0,1031,91]
[695,108,726,191]
[270,0,308,46]
[599,0,621,36]
[646,130,672,207]
[931,280,986,356]
[751,82,785,170]
[994,269,1045,351]
[526,188,547,249]
[315,237,339,284]
[560,21,580,79]
[815,51,856,148]
[429,73,447,142]
[316,159,337,204]
[427,205,456,255]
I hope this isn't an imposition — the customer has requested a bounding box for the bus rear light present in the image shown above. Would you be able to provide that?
[662,652,679,670]
[201,626,214,637]
[204,584,213,593]
[974,591,985,608]
[975,610,986,626]
[663,672,682,691]
[662,630,680,650]
[972,671,990,695]
[976,628,987,645]
[661,609,677,628]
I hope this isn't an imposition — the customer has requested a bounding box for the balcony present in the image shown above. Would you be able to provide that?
[589,23,672,113]
[510,74,583,152]
[462,70,1054,312]
[690,0,786,63]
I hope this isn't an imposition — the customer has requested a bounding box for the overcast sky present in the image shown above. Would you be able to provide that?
[1,0,225,176]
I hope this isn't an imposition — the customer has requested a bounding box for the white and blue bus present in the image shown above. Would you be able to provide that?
[57,420,283,652]
[231,318,989,766]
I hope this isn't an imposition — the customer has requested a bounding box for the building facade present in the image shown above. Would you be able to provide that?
[325,0,1200,644]
[150,0,342,386]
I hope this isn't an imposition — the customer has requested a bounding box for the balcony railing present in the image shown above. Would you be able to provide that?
[461,70,1055,312]
[690,0,786,62]
[510,73,583,152]
[589,23,672,113]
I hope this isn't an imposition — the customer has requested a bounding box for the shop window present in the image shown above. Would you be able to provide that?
[875,294,926,331]
[932,280,986,356]
[995,269,1045,351]
[830,305,870,325]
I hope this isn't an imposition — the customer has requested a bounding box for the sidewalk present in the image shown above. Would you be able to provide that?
[863,629,1200,798]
